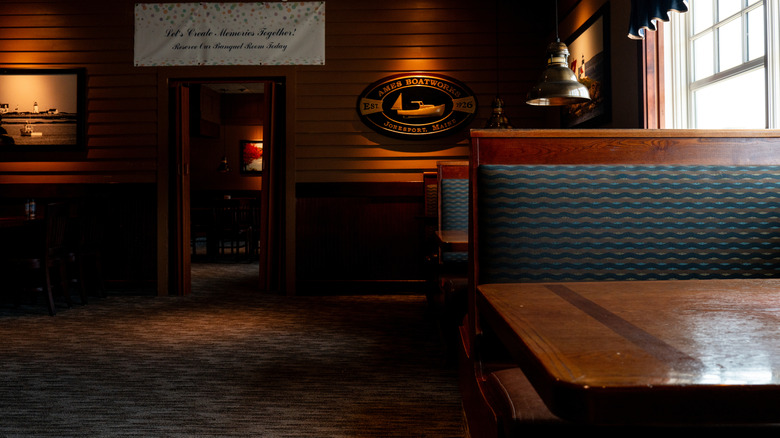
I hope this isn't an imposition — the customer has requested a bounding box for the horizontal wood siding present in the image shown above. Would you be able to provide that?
[0,1,158,288]
[0,0,157,184]
[296,0,553,183]
[0,1,593,293]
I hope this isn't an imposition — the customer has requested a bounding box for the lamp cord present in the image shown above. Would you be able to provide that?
[495,0,500,95]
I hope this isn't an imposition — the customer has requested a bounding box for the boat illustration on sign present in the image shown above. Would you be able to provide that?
[356,73,478,139]
[391,94,445,118]
[20,121,42,137]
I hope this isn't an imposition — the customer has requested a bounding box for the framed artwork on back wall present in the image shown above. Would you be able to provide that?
[562,4,611,128]
[240,140,263,174]
[0,67,86,155]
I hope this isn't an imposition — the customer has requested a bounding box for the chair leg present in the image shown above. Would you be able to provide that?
[47,262,71,308]
[45,289,56,316]
[91,253,106,297]
[76,255,88,304]
[60,263,72,306]
[42,267,56,316]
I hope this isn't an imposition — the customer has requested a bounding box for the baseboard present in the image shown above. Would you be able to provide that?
[295,279,428,295]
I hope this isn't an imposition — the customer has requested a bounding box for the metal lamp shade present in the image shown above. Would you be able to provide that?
[526,41,591,106]
[484,97,514,129]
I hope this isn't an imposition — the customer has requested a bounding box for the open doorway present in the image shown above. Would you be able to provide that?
[170,78,283,296]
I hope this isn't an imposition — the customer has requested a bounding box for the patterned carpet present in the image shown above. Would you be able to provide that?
[0,262,466,437]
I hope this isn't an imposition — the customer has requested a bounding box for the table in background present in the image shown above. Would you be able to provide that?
[0,216,42,244]
[0,216,34,228]
[190,198,259,258]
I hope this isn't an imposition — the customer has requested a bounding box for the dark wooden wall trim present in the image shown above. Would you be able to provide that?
[295,181,429,294]
[296,181,424,198]
[641,23,665,129]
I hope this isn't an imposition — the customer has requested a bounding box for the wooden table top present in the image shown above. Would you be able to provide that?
[477,279,780,426]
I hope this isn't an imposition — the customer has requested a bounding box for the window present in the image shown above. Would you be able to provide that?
[664,0,780,128]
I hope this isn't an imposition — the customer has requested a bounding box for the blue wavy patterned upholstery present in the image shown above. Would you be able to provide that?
[478,165,780,283]
[441,251,469,263]
[440,179,469,231]
[425,181,438,217]
[440,178,469,263]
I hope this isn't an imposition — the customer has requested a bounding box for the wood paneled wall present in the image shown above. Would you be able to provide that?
[0,0,157,288]
[292,1,554,290]
[296,181,429,294]
[295,0,554,183]
[0,0,157,184]
[0,1,636,294]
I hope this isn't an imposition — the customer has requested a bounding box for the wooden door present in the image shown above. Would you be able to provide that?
[259,80,281,292]
[173,84,192,295]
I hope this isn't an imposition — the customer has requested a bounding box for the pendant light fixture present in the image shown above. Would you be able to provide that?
[485,97,513,129]
[217,127,230,173]
[485,0,513,128]
[217,155,230,173]
[526,0,591,106]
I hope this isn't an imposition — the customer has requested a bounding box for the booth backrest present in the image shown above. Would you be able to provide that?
[438,161,469,263]
[440,178,469,231]
[477,163,780,283]
[438,161,469,231]
[469,129,780,287]
[423,171,438,218]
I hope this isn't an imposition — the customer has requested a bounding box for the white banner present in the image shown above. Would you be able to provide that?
[134,2,325,66]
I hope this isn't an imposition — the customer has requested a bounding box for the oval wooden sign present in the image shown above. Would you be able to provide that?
[357,73,478,140]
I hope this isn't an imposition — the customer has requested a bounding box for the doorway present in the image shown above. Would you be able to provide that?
[170,78,283,296]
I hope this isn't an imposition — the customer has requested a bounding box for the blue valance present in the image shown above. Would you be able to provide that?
[628,0,689,39]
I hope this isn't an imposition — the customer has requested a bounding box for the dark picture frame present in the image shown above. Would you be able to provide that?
[0,67,87,155]
[240,140,263,174]
[562,4,611,128]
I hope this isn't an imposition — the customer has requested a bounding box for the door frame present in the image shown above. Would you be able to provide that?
[167,77,285,296]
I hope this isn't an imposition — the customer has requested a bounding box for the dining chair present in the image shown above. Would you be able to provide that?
[431,161,470,362]
[190,205,216,257]
[216,199,241,254]
[3,202,71,315]
[66,201,104,301]
[215,198,255,258]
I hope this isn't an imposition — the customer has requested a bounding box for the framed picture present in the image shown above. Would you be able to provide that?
[562,4,611,128]
[240,140,263,174]
[0,67,86,154]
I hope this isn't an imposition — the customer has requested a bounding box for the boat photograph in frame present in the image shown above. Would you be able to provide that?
[0,68,86,153]
[562,4,610,128]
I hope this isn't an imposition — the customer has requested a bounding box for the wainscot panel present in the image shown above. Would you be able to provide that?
[296,181,429,294]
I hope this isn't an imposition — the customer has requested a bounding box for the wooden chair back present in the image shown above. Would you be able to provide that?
[437,160,469,233]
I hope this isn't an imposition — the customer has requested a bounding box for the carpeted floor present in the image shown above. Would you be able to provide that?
[0,262,466,437]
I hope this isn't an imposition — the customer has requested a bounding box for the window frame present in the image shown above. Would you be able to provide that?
[661,0,780,129]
